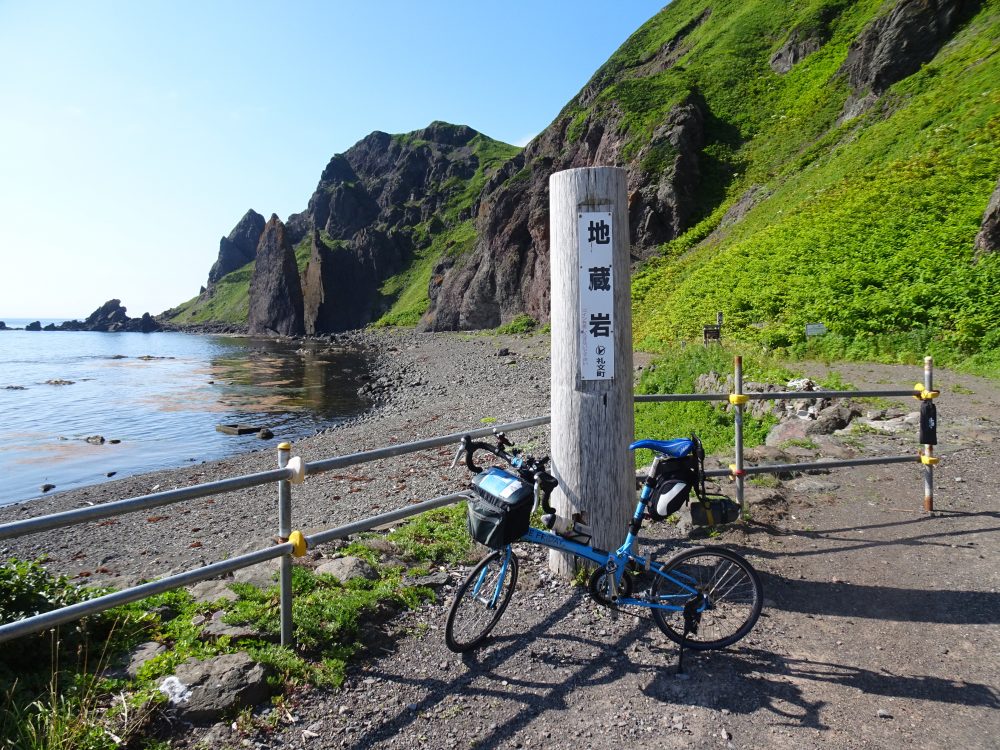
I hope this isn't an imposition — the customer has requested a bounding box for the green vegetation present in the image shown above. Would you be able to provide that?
[620,0,1000,376]
[375,133,518,327]
[495,314,538,335]
[375,220,477,327]
[167,262,253,325]
[633,343,785,466]
[0,501,476,748]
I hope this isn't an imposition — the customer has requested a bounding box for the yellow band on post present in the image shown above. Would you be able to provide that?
[278,442,292,451]
[921,389,940,400]
[729,394,750,406]
[920,453,940,466]
[288,530,307,557]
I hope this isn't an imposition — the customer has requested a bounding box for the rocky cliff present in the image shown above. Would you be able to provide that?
[171,122,517,333]
[208,210,265,286]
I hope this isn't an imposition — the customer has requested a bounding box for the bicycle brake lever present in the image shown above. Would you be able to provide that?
[450,445,465,469]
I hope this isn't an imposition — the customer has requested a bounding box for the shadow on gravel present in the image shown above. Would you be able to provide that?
[755,571,1000,624]
[342,595,688,750]
[648,647,1000,729]
[739,512,1000,559]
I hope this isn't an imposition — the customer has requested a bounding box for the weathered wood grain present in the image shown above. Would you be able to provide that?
[548,167,634,576]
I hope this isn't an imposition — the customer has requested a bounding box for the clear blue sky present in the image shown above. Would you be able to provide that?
[0,0,665,320]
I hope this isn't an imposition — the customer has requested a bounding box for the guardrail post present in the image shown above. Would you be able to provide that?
[734,356,746,515]
[923,357,934,513]
[548,166,634,577]
[277,442,294,647]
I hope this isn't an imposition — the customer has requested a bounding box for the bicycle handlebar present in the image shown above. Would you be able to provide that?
[458,434,558,516]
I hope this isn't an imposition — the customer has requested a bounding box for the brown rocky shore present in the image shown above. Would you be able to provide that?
[2,332,999,749]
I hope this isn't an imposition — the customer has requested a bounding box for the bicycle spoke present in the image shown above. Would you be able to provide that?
[651,547,762,650]
[445,550,519,652]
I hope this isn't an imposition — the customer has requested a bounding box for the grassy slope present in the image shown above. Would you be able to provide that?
[622,0,1000,373]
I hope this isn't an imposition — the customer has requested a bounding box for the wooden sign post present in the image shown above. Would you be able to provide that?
[549,167,634,577]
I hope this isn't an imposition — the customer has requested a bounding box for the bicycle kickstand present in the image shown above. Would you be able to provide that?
[677,594,704,676]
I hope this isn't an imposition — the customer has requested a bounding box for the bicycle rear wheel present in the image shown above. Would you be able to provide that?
[650,546,762,650]
[445,548,519,652]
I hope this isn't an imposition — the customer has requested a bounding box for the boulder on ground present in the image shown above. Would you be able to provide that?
[315,555,377,582]
[159,652,271,723]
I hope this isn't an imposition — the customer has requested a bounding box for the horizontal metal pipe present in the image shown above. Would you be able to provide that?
[742,389,920,401]
[634,393,729,402]
[0,543,291,644]
[306,416,551,475]
[307,492,468,548]
[635,389,919,404]
[703,454,918,478]
[0,468,293,541]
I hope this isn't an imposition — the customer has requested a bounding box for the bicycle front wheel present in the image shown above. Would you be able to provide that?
[445,548,519,652]
[650,547,762,650]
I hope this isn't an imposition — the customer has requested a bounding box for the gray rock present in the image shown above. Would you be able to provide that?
[127,641,166,678]
[200,618,265,642]
[188,579,238,604]
[975,177,1000,260]
[809,404,861,435]
[232,560,279,588]
[770,31,822,74]
[159,652,271,722]
[315,555,377,582]
[839,0,970,119]
[765,420,812,447]
[406,571,451,589]
[208,209,266,285]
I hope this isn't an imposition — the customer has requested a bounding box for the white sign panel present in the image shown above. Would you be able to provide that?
[578,211,614,381]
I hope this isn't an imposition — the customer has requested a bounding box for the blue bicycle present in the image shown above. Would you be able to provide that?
[445,433,763,654]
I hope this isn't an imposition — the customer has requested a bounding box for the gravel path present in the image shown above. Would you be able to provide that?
[2,338,998,749]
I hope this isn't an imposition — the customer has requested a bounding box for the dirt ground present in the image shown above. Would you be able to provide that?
[162,359,1000,750]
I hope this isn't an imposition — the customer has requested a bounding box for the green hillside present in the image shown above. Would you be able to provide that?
[621,0,1000,372]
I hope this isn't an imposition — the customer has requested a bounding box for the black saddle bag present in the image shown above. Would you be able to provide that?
[466,467,534,548]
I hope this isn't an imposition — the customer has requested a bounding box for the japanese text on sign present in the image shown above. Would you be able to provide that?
[578,211,615,381]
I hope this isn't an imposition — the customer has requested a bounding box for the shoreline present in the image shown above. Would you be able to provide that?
[0,328,553,586]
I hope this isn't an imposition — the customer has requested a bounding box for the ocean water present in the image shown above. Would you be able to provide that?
[0,323,370,505]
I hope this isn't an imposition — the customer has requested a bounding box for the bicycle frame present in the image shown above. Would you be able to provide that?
[508,481,705,613]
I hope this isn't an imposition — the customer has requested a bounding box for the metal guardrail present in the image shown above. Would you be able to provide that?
[0,362,939,646]
[0,416,550,646]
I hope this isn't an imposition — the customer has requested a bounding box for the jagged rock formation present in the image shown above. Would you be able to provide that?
[248,216,304,336]
[975,178,1000,260]
[290,122,506,331]
[840,0,978,119]
[38,300,163,332]
[208,210,265,285]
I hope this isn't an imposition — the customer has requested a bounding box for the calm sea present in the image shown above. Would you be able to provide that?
[0,321,370,505]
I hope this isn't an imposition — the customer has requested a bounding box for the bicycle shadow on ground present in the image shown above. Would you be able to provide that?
[642,647,1000,729]
[342,594,685,750]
